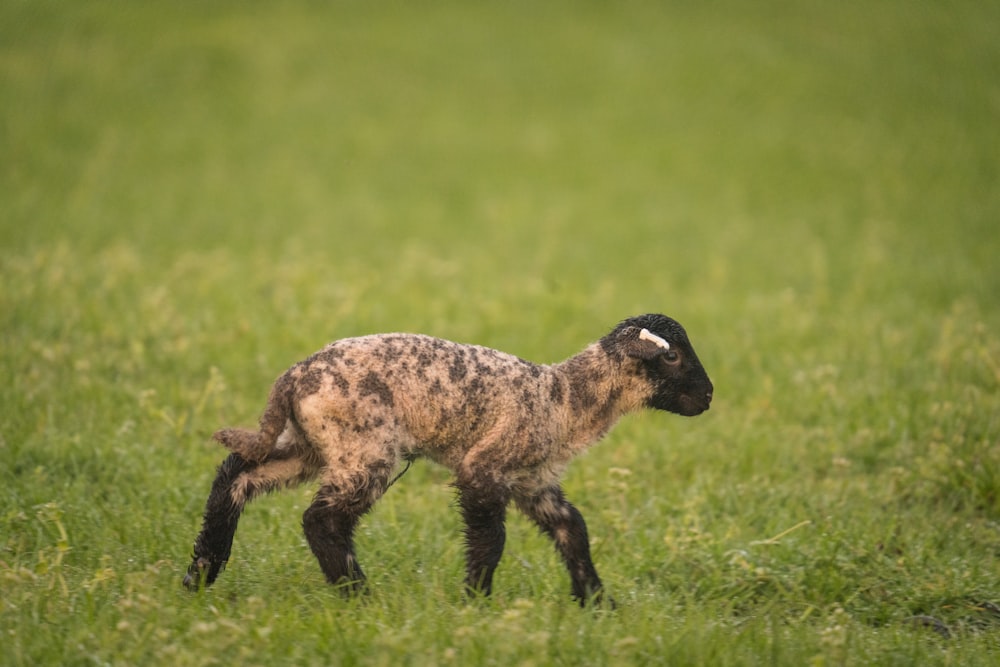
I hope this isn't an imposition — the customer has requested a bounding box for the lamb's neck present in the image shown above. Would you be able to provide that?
[551,344,639,449]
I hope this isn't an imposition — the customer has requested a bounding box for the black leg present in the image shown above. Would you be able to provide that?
[515,486,610,607]
[184,454,253,590]
[302,483,380,596]
[458,485,510,597]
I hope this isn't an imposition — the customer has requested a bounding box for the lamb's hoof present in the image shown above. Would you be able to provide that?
[577,589,617,610]
[183,557,213,591]
[331,576,369,599]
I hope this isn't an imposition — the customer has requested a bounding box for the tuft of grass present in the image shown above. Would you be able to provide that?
[3,1,999,665]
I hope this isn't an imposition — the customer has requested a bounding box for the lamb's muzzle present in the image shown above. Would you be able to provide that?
[184,313,713,605]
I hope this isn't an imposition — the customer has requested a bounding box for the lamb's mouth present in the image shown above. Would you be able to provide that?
[677,394,711,416]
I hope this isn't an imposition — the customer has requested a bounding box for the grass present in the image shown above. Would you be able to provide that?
[2,0,999,664]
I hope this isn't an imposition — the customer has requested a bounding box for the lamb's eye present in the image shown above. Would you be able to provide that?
[664,350,680,364]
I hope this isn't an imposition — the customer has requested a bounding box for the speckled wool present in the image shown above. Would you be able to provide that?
[185,314,713,605]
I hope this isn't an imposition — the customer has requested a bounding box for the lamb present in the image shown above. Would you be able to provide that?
[183,313,713,605]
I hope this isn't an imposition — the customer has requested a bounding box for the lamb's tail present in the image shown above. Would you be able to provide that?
[213,372,294,463]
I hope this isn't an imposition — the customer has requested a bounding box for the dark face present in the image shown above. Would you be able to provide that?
[605,314,714,417]
[643,336,714,416]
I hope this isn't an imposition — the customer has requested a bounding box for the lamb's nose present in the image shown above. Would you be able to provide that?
[705,390,713,403]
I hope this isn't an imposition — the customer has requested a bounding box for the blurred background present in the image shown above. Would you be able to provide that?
[5,2,995,329]
[4,0,997,424]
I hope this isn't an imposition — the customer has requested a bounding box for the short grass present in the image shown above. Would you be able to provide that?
[2,1,999,665]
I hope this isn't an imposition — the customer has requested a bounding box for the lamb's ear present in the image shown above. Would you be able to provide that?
[623,327,671,360]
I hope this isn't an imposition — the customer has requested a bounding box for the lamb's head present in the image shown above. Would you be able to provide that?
[601,314,714,416]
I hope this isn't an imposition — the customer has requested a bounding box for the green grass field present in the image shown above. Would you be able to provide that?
[3,1,999,664]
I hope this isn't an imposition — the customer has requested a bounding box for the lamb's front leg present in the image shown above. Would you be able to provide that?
[515,485,611,607]
[458,484,510,598]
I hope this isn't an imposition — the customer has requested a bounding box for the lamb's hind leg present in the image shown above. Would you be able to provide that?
[515,485,611,607]
[302,465,392,595]
[184,448,316,590]
[183,454,250,590]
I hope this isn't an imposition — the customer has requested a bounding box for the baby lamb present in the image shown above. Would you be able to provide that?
[183,313,713,605]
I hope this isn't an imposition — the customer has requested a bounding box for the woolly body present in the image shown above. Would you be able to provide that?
[184,314,713,604]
